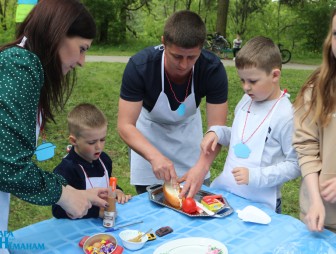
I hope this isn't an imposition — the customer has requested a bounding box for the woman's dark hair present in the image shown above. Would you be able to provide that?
[1,0,96,126]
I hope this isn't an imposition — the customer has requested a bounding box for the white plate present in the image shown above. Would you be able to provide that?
[153,237,228,254]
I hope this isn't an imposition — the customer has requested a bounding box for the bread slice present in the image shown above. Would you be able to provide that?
[163,181,182,209]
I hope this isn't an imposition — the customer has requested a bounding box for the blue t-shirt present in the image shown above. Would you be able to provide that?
[120,46,228,111]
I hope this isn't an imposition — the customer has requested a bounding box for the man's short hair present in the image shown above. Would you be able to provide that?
[163,10,206,48]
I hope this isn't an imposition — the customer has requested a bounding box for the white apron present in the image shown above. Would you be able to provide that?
[78,158,109,189]
[211,95,282,210]
[130,51,209,185]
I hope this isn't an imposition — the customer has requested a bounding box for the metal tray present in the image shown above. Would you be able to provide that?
[146,184,234,218]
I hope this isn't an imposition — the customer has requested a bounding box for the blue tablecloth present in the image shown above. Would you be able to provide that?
[10,186,336,253]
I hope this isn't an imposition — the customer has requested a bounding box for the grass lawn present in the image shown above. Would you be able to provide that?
[88,43,323,65]
[8,62,313,231]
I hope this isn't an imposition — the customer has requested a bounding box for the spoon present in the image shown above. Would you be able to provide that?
[128,228,152,242]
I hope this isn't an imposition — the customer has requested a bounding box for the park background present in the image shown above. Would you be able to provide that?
[0,0,333,230]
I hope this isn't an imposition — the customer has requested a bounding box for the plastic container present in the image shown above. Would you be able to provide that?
[34,141,56,161]
[119,230,148,251]
[82,233,117,253]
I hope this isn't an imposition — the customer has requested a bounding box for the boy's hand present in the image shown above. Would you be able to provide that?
[201,131,218,155]
[116,189,132,204]
[320,177,336,203]
[232,167,249,185]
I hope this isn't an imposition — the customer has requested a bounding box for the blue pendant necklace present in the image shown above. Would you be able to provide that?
[165,67,192,116]
[234,90,287,159]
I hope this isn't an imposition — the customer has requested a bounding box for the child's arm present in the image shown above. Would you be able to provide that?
[116,188,132,204]
[232,167,249,185]
[201,131,219,155]
[98,188,132,218]
[303,173,325,232]
[201,125,231,155]
[104,153,132,204]
[248,116,300,188]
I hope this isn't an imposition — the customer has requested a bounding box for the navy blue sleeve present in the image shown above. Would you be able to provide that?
[194,50,228,106]
[120,58,145,102]
[119,47,163,111]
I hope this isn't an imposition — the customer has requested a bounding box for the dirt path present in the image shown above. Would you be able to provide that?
[86,55,318,70]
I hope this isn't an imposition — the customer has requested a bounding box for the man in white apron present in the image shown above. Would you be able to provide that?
[202,36,300,212]
[118,10,228,198]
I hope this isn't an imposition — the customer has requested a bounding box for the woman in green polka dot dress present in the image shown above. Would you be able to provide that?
[0,0,109,241]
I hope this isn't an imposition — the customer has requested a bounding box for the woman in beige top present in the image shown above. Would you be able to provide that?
[293,9,336,233]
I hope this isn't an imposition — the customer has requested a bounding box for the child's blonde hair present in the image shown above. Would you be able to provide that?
[67,103,107,137]
[235,36,282,74]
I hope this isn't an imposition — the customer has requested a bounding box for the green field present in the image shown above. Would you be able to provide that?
[8,62,313,231]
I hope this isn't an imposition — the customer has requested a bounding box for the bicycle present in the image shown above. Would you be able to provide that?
[278,44,291,64]
[203,33,232,59]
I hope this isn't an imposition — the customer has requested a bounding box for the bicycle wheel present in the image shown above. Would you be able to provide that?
[203,40,212,50]
[281,49,291,64]
[211,41,224,58]
[223,39,231,49]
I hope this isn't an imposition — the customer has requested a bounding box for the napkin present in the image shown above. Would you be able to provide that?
[237,205,271,224]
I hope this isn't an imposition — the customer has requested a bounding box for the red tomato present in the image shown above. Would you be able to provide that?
[182,197,197,214]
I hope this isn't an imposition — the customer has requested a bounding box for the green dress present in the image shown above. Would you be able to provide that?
[0,46,67,205]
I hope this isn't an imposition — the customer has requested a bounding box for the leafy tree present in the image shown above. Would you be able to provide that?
[216,0,229,37]
[83,0,117,43]
[297,2,334,51]
[84,0,151,44]
[230,0,268,36]
[279,0,305,7]
[0,0,16,43]
[280,0,336,51]
[200,0,217,34]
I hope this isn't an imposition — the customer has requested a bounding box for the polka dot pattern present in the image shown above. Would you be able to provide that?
[0,47,67,205]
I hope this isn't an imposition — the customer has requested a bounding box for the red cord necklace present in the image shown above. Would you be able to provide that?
[165,70,192,104]
[234,89,287,158]
[164,57,192,116]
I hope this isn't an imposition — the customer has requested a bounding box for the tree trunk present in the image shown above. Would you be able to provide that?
[99,18,109,43]
[118,6,127,42]
[185,0,192,10]
[216,0,229,37]
[0,0,7,31]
